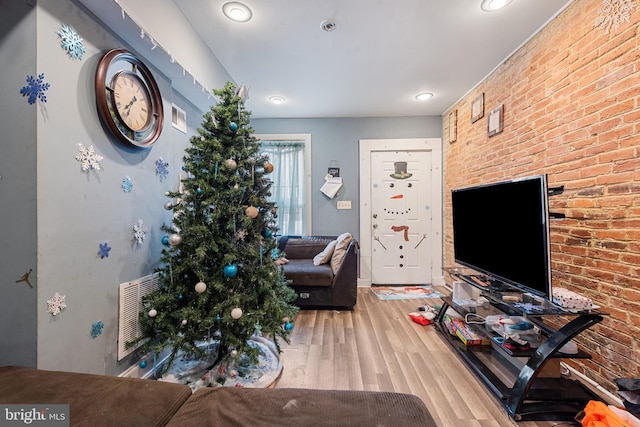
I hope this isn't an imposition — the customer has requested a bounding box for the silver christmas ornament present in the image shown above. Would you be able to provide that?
[168,233,182,246]
[195,281,207,293]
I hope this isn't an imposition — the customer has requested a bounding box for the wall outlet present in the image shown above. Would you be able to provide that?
[337,200,352,209]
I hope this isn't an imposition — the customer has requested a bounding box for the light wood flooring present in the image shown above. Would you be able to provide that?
[274,288,580,427]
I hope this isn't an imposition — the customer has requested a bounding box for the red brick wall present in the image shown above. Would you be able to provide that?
[443,0,640,392]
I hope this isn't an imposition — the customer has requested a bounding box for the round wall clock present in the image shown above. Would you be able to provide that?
[95,48,164,149]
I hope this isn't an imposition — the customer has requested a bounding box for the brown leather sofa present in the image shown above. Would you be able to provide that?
[278,235,358,309]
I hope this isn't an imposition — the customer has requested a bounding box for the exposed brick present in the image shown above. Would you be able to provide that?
[442,0,640,392]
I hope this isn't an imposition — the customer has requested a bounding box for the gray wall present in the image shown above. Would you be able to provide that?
[252,117,443,240]
[0,0,38,368]
[0,0,230,375]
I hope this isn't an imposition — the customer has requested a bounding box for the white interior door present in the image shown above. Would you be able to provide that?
[370,150,432,285]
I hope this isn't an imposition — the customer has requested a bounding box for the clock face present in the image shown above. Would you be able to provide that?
[95,49,163,149]
[111,71,152,132]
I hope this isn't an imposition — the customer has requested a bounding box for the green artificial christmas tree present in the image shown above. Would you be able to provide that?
[134,82,299,377]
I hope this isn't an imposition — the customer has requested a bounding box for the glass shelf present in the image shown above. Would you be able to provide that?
[435,272,606,421]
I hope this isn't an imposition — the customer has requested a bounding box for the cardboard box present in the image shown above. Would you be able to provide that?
[452,319,491,346]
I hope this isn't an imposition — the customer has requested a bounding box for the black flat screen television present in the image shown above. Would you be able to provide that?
[451,175,552,299]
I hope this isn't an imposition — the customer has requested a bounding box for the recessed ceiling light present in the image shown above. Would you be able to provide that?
[415,92,434,101]
[481,0,513,12]
[222,2,252,22]
[269,96,285,105]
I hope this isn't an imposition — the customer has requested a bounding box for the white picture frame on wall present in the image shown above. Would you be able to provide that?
[488,104,504,137]
[471,93,484,123]
[449,110,457,143]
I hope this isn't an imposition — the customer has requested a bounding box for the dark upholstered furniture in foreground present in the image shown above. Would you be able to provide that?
[0,366,436,427]
[278,235,358,309]
[166,386,437,427]
[0,366,191,427]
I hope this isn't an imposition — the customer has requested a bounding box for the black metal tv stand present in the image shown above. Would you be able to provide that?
[434,272,605,421]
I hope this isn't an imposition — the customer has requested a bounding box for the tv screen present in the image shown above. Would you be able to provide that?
[451,175,552,299]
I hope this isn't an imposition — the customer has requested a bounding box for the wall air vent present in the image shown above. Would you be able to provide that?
[117,273,160,361]
[171,103,186,133]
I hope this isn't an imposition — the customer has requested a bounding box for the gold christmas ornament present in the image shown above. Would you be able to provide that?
[264,162,274,173]
[245,206,259,218]
[225,158,237,170]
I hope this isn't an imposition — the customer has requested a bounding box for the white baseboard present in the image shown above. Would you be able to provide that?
[562,362,623,407]
[118,349,171,379]
[357,278,371,287]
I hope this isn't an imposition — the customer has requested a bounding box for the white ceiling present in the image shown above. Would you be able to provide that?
[171,0,572,119]
[78,0,573,119]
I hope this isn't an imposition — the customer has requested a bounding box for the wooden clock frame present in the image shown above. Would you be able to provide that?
[95,48,164,149]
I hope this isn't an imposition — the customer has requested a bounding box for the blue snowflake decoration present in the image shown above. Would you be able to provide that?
[155,157,170,182]
[122,176,133,193]
[90,321,104,339]
[57,23,85,60]
[20,73,50,105]
[98,242,111,259]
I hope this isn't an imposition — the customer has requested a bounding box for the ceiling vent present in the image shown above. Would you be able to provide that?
[320,19,337,32]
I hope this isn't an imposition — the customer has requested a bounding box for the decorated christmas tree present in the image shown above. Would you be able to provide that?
[134,82,299,376]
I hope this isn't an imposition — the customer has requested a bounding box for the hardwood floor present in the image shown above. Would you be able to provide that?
[275,288,579,427]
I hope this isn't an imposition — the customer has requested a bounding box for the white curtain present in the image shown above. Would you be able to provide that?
[260,140,306,236]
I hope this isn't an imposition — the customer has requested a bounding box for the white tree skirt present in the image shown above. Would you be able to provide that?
[156,336,282,391]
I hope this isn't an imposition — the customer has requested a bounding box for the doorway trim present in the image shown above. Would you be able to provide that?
[359,138,444,288]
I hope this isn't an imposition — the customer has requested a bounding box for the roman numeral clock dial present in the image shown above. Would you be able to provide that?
[112,71,152,132]
[95,49,163,149]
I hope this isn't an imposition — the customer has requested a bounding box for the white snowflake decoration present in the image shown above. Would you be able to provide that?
[47,292,67,316]
[75,144,104,171]
[133,219,147,246]
[595,0,637,34]
[57,23,85,60]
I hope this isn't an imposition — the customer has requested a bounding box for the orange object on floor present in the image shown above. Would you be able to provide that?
[581,400,628,427]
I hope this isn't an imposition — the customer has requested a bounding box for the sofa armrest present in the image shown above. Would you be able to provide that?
[330,239,358,306]
[0,366,192,427]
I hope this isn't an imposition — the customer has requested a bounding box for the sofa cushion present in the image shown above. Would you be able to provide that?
[166,387,437,427]
[0,366,192,427]
[313,239,337,265]
[331,232,353,274]
[283,259,334,287]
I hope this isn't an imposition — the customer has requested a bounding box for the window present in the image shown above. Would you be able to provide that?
[256,134,311,236]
